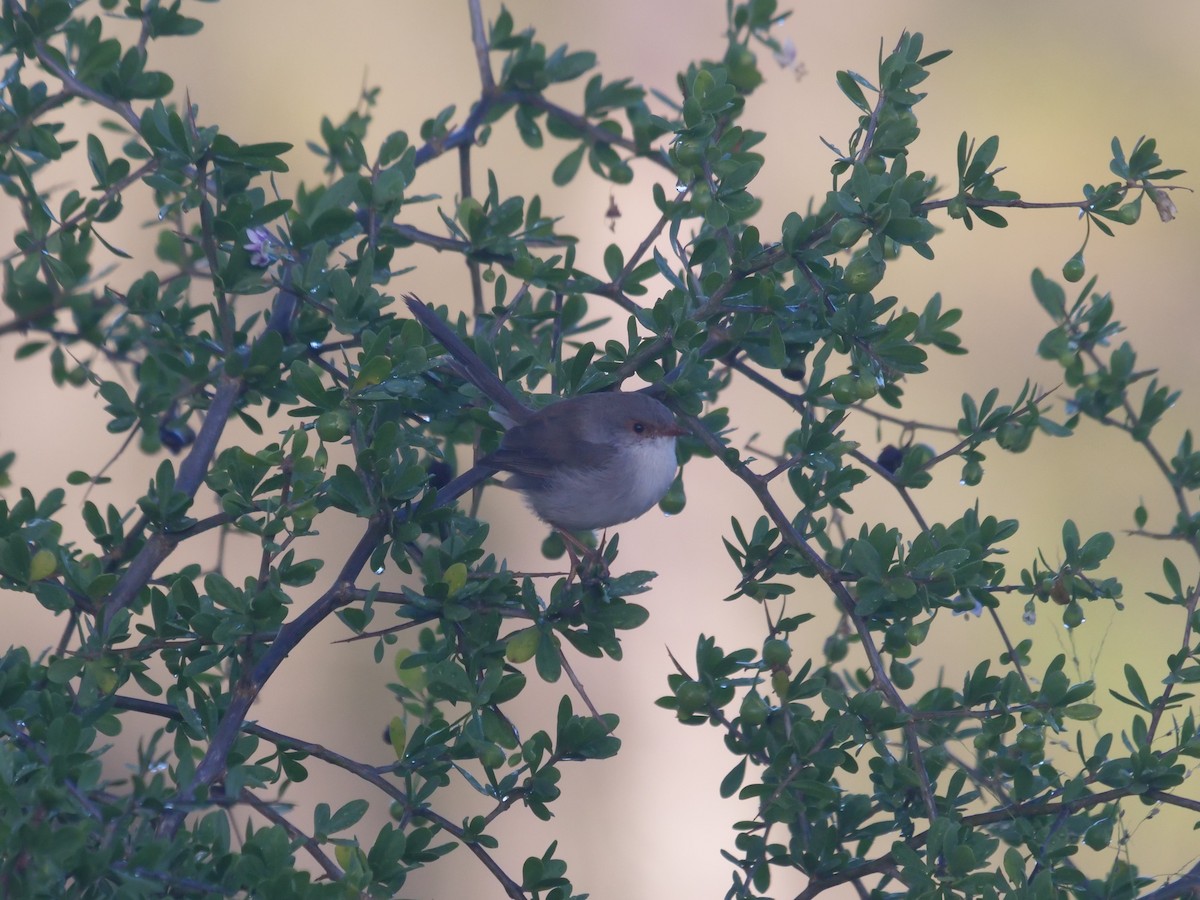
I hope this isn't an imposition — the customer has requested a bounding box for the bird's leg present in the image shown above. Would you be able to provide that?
[558,528,609,583]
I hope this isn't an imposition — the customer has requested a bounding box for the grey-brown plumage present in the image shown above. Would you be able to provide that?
[406,295,682,531]
[487,391,681,530]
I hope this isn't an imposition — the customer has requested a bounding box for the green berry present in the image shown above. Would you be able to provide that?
[724,46,762,91]
[1115,200,1141,225]
[1062,254,1085,283]
[315,409,351,443]
[676,681,711,714]
[830,374,860,405]
[961,459,984,486]
[479,744,506,770]
[843,255,885,292]
[762,639,792,668]
[824,634,848,663]
[1016,727,1044,754]
[739,693,769,726]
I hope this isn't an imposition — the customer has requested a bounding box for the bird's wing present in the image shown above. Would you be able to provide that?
[485,404,612,489]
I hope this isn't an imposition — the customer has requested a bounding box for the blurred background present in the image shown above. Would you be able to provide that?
[3,1,1200,896]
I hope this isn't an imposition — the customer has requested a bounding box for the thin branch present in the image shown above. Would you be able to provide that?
[240,789,344,882]
[100,376,243,632]
[794,787,1138,899]
[114,695,527,898]
[413,93,496,168]
[617,211,672,283]
[922,195,1115,214]
[26,23,141,132]
[467,0,495,94]
[558,648,606,724]
[459,144,485,316]
[162,517,390,838]
[387,222,570,255]
[0,157,158,268]
[920,386,1057,472]
[507,90,650,159]
[986,604,1031,690]
[1137,858,1200,900]
[1083,344,1193,527]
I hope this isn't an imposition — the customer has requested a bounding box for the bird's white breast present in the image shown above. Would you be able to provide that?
[527,435,678,531]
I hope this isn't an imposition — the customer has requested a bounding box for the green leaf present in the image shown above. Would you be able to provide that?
[964,135,999,187]
[1123,663,1151,708]
[388,716,407,759]
[325,798,369,834]
[603,243,624,281]
[1062,703,1102,721]
[719,757,747,798]
[535,632,562,682]
[1163,557,1182,596]
[545,49,596,83]
[1031,268,1066,319]
[972,206,1008,228]
[86,134,109,185]
[552,145,585,186]
[835,70,871,112]
[443,562,468,595]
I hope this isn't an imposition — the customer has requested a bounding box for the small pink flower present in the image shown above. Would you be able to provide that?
[773,38,797,69]
[244,226,284,267]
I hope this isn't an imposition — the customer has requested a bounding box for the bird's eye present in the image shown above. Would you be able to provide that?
[632,421,645,434]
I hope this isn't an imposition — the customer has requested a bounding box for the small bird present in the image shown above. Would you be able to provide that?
[405,295,683,533]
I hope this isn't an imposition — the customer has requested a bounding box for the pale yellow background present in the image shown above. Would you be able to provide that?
[3,2,1200,897]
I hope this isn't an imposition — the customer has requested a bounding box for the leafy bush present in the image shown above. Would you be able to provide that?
[0,1,1195,897]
